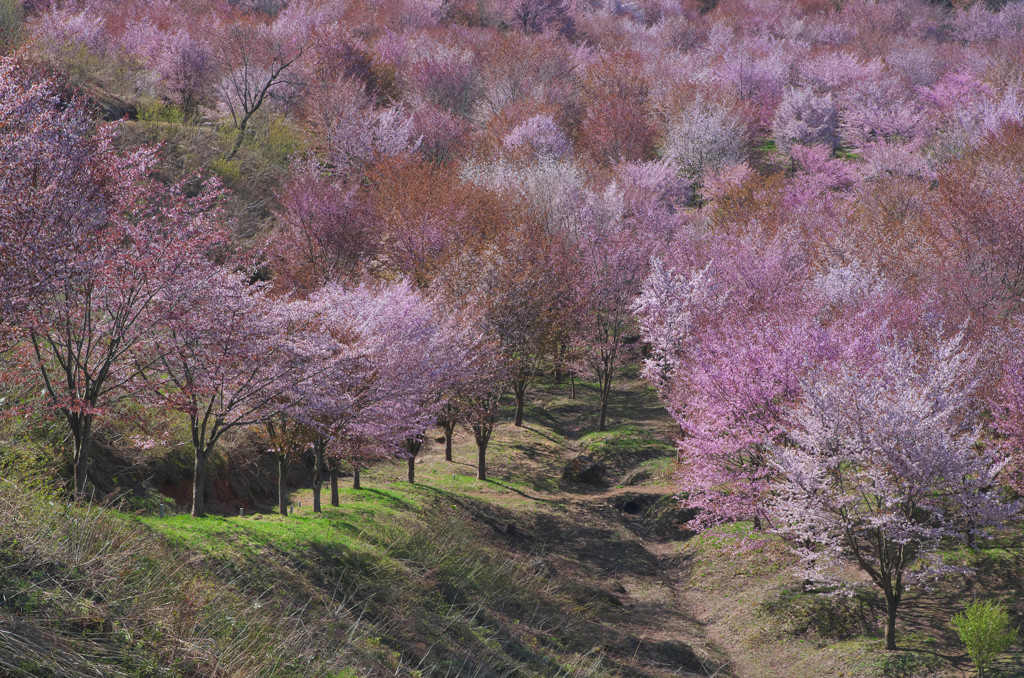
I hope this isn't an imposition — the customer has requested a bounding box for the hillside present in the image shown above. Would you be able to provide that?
[6,0,1024,675]
[3,376,1022,678]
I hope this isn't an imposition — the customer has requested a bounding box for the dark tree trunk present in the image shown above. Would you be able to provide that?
[69,413,94,500]
[73,427,91,500]
[883,587,901,650]
[439,405,456,461]
[404,437,422,484]
[513,380,527,427]
[312,441,324,514]
[884,605,897,650]
[554,342,567,384]
[352,467,361,490]
[598,365,614,432]
[330,466,339,506]
[444,425,454,461]
[278,454,287,517]
[473,425,492,481]
[570,372,576,399]
[192,448,208,518]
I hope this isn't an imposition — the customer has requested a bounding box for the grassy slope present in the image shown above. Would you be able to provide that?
[2,375,1023,677]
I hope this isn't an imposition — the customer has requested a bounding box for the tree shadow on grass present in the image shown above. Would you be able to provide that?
[484,479,561,505]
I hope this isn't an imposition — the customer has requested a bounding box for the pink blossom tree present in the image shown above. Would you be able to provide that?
[634,236,819,528]
[294,281,489,490]
[0,58,225,499]
[772,86,840,153]
[769,331,1017,650]
[991,321,1024,492]
[154,28,218,121]
[304,281,439,488]
[151,270,331,517]
[269,158,375,295]
[457,346,508,481]
[569,187,671,431]
[217,22,305,158]
[263,413,319,516]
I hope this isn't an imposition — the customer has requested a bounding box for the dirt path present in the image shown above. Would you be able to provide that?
[315,375,1011,678]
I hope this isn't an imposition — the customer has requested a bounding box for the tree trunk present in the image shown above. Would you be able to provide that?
[330,466,339,506]
[444,426,454,462]
[513,380,527,427]
[554,343,566,384]
[404,437,422,483]
[312,442,324,514]
[570,373,576,400]
[192,448,207,518]
[227,121,248,160]
[72,420,91,501]
[278,454,287,517]
[477,441,487,481]
[883,588,900,650]
[353,467,361,490]
[598,368,613,432]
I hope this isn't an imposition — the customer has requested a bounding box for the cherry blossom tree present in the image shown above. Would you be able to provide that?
[510,0,575,38]
[151,270,330,517]
[1,58,225,499]
[291,281,488,491]
[772,86,840,153]
[660,99,748,180]
[570,187,670,431]
[991,321,1024,491]
[269,158,375,295]
[458,348,508,481]
[635,236,819,527]
[218,22,305,158]
[263,413,318,515]
[769,332,1017,650]
[474,227,568,427]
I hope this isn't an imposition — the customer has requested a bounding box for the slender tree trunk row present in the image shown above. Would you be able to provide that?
[192,448,208,518]
[312,440,325,513]
[277,453,287,517]
[72,415,92,500]
[443,423,455,461]
[513,380,527,427]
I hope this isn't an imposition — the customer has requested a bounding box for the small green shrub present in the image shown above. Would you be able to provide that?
[951,600,1018,677]
[136,97,185,124]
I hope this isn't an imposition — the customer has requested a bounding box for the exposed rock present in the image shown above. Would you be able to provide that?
[562,454,606,484]
[612,493,697,539]
[83,85,137,122]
